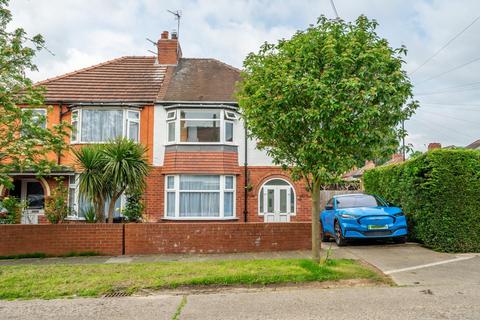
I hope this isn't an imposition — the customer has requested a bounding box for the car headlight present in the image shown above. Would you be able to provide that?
[394,212,405,217]
[339,213,357,219]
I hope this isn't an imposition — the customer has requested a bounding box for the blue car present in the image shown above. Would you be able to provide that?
[320,193,407,246]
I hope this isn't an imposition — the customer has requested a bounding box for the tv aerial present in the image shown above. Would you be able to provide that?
[167,9,182,39]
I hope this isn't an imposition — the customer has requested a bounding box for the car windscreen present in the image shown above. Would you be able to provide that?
[336,195,382,209]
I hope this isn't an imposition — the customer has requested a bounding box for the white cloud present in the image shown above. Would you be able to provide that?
[8,0,480,150]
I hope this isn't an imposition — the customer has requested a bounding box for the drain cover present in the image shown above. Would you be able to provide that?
[103,291,132,298]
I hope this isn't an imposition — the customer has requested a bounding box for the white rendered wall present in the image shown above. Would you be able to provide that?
[237,118,275,166]
[153,106,167,166]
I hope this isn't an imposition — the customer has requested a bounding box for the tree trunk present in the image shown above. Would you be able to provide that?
[107,192,122,224]
[107,196,116,224]
[311,181,321,263]
[95,197,105,223]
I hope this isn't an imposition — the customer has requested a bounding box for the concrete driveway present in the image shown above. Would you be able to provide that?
[325,241,479,286]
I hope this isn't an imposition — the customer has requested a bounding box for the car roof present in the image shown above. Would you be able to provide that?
[333,193,367,198]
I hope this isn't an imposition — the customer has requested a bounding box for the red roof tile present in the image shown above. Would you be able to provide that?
[36,56,167,103]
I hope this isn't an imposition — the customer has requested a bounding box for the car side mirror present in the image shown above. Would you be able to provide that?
[325,204,334,210]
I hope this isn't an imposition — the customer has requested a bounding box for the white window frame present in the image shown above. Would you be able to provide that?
[165,109,237,145]
[70,107,141,144]
[225,110,238,120]
[163,175,237,220]
[258,178,296,217]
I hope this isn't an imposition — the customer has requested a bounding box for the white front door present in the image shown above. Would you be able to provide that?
[263,186,292,222]
[20,180,45,224]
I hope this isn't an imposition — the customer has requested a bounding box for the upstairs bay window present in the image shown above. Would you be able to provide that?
[71,108,140,143]
[165,175,236,219]
[166,109,237,144]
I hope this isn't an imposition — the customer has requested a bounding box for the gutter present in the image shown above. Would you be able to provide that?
[156,100,238,106]
[67,102,146,108]
[243,123,248,223]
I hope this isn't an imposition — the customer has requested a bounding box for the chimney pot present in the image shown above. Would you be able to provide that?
[161,31,169,39]
[428,143,442,151]
[171,30,178,39]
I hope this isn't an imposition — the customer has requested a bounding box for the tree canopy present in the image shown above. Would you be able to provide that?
[237,15,418,261]
[0,0,69,188]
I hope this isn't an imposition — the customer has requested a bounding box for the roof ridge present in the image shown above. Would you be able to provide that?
[210,58,242,73]
[182,57,242,73]
[35,56,130,86]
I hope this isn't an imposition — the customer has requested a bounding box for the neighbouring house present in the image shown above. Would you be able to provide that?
[0,30,311,224]
[343,153,405,182]
[465,139,480,149]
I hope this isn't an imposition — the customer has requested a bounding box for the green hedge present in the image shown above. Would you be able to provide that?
[363,149,480,253]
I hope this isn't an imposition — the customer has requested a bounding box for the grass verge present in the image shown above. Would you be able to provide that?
[0,258,387,300]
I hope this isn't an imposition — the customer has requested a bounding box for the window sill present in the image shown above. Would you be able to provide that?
[162,217,238,221]
[65,216,85,221]
[165,142,238,146]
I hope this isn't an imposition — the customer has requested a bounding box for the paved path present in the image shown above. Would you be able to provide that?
[0,242,479,319]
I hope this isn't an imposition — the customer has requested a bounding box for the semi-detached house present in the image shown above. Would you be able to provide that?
[2,31,312,224]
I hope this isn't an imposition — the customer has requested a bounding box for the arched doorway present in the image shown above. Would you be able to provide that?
[8,178,47,224]
[258,178,296,222]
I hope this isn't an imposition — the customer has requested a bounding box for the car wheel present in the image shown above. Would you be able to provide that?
[393,236,407,244]
[334,221,347,247]
[320,221,330,242]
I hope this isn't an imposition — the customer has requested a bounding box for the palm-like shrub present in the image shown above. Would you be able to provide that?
[102,138,149,223]
[73,145,108,222]
[74,137,149,223]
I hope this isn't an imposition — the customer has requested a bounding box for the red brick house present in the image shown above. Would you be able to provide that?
[1,31,311,224]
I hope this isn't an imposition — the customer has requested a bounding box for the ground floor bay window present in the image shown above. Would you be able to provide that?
[67,174,124,221]
[165,175,236,220]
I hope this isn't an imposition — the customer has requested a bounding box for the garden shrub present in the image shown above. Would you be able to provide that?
[363,149,480,253]
[44,177,70,224]
[0,197,25,224]
[82,206,97,223]
[122,191,144,223]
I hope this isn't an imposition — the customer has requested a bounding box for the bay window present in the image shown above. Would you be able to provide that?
[165,175,236,219]
[71,108,140,143]
[166,109,237,144]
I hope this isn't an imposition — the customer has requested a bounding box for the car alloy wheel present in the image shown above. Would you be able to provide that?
[334,221,347,246]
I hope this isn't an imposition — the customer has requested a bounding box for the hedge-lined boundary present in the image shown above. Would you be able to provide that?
[364,149,480,252]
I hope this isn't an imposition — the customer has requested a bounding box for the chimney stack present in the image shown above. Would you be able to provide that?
[157,30,182,65]
[428,143,442,151]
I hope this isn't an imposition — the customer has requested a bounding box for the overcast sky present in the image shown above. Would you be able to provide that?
[8,0,480,152]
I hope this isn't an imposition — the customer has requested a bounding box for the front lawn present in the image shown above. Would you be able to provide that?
[0,258,387,300]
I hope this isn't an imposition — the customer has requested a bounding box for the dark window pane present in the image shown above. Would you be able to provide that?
[26,181,44,208]
[180,110,220,120]
[336,195,380,209]
[180,120,220,142]
[225,122,233,142]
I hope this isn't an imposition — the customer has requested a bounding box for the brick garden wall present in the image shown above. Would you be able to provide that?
[124,222,312,254]
[0,223,314,257]
[0,224,123,256]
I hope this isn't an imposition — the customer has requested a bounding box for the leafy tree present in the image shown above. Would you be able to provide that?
[0,0,70,188]
[74,138,149,223]
[237,16,418,261]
